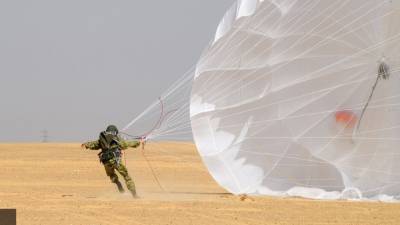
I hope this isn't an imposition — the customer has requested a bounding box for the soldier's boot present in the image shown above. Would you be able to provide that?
[126,180,138,198]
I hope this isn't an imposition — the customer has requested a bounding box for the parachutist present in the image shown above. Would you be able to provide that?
[82,125,142,198]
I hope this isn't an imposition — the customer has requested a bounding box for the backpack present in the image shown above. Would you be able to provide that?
[98,131,122,164]
[98,131,120,151]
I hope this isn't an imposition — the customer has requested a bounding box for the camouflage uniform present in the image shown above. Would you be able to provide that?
[83,136,140,196]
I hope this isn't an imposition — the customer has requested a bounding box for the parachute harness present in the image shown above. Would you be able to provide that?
[356,61,390,132]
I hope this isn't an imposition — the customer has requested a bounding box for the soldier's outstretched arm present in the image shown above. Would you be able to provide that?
[119,139,140,150]
[82,140,101,150]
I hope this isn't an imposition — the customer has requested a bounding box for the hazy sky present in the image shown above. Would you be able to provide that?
[0,0,235,142]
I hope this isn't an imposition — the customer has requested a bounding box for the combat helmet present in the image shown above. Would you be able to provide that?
[106,125,119,135]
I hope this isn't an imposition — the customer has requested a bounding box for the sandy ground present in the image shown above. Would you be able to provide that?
[0,143,400,225]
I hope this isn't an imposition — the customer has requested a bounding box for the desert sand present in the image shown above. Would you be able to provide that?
[0,143,400,225]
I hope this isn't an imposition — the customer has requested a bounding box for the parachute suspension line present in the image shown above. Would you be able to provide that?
[120,134,166,192]
[356,61,390,133]
[122,98,169,192]
[142,97,164,139]
[122,100,160,132]
[120,132,142,140]
[123,65,194,131]
[141,147,166,192]
[204,1,395,107]
[121,98,165,141]
[121,98,180,141]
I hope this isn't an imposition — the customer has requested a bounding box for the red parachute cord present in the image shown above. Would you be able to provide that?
[142,97,164,140]
[121,97,179,141]
[120,139,164,192]
[120,97,164,140]
[141,137,165,192]
[141,98,166,192]
[121,97,167,192]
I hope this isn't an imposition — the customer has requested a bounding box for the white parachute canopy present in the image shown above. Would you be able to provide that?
[191,0,400,200]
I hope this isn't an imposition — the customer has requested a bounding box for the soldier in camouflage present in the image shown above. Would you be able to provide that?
[82,125,141,198]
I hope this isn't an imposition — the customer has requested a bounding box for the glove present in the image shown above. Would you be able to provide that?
[81,143,88,149]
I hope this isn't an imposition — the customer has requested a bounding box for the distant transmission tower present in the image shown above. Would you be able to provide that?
[41,130,49,143]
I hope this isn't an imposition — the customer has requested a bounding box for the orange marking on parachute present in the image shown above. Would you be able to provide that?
[335,110,357,128]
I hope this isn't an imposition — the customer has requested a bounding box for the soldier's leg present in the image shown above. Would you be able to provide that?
[115,163,137,197]
[104,163,124,193]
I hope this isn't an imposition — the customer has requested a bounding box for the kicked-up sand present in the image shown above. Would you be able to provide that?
[0,143,400,225]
